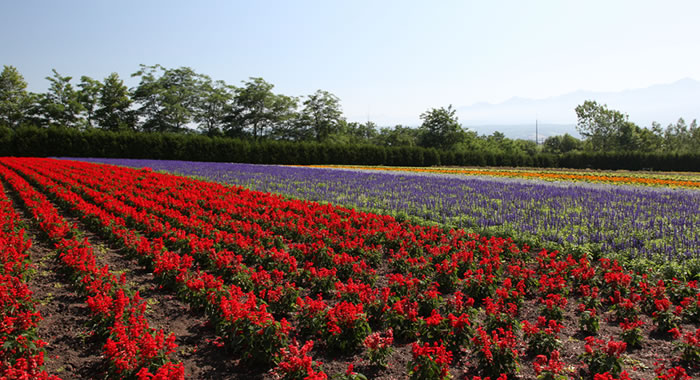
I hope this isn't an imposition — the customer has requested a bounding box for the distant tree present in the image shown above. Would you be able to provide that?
[616,121,644,151]
[230,77,299,139]
[41,69,85,128]
[543,133,582,154]
[642,122,665,152]
[300,89,343,142]
[661,117,700,153]
[194,76,235,136]
[689,119,700,153]
[0,65,33,128]
[514,139,538,156]
[131,64,201,132]
[77,76,103,128]
[95,73,135,131]
[343,121,378,144]
[575,100,637,152]
[418,105,464,150]
[376,125,420,147]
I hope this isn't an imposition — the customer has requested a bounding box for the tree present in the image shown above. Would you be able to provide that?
[229,77,299,139]
[543,133,581,154]
[0,65,33,128]
[418,105,464,150]
[575,100,636,152]
[95,73,135,131]
[300,90,343,142]
[77,76,103,128]
[333,121,379,144]
[41,69,85,128]
[376,125,420,147]
[193,76,235,136]
[131,64,201,132]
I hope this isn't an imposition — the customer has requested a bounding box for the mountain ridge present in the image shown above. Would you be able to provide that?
[456,77,700,139]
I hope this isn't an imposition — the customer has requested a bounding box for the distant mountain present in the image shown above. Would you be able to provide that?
[456,78,700,140]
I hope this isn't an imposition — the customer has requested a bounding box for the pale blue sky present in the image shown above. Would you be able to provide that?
[2,0,699,126]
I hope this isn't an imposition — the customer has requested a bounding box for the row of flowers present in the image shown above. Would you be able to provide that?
[305,165,700,189]
[4,157,700,379]
[2,158,294,368]
[0,178,59,379]
[0,162,183,379]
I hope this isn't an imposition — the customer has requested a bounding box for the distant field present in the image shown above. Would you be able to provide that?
[302,164,700,190]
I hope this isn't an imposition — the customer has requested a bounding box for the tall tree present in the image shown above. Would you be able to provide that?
[95,73,135,131]
[41,69,85,128]
[300,89,343,142]
[376,125,420,147]
[575,100,635,152]
[77,75,103,128]
[346,121,379,143]
[193,76,235,136]
[417,105,464,149]
[230,77,299,139]
[131,64,200,132]
[0,65,33,128]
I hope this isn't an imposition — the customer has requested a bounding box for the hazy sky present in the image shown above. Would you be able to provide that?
[2,0,699,125]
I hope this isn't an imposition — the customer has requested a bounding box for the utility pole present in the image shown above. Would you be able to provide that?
[535,118,539,145]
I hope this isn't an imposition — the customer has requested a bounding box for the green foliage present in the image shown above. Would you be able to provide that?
[96,73,136,132]
[3,65,700,161]
[41,69,85,128]
[131,64,202,133]
[543,133,582,154]
[2,126,700,171]
[418,105,464,150]
[77,75,103,128]
[300,89,344,142]
[575,100,630,152]
[0,65,33,128]
[229,77,299,139]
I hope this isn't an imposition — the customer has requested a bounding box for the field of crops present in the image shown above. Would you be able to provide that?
[74,158,700,277]
[304,165,700,190]
[2,157,699,379]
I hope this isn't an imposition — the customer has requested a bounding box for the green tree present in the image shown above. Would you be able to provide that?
[95,73,135,131]
[575,100,636,152]
[131,64,201,132]
[230,77,299,139]
[643,122,665,152]
[417,105,464,150]
[543,133,582,154]
[41,69,85,128]
[0,65,33,128]
[193,76,235,136]
[300,90,343,142]
[77,75,103,128]
[335,121,379,144]
[375,125,420,147]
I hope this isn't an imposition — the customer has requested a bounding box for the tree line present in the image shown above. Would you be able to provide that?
[1,126,698,172]
[1,64,698,159]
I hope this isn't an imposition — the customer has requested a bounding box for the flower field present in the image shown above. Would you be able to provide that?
[302,165,700,190]
[1,157,699,379]
[72,159,700,277]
